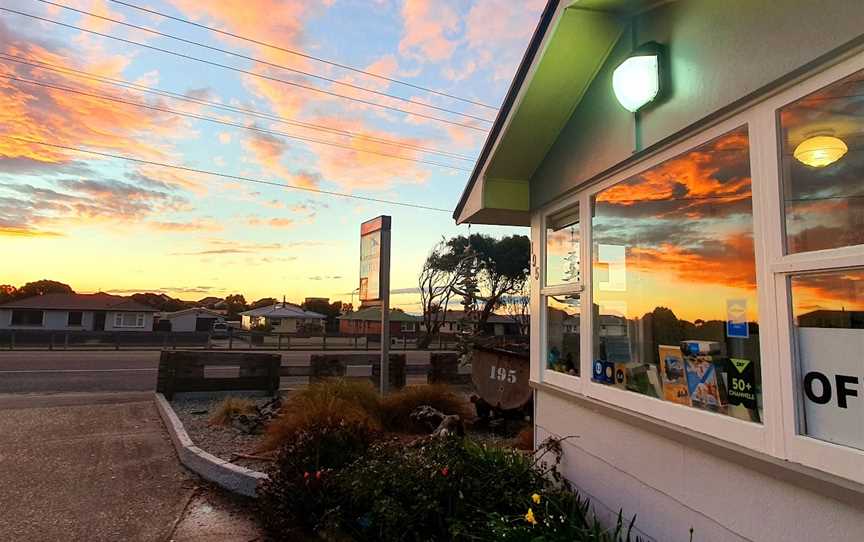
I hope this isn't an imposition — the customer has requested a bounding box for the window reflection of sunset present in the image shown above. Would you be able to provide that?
[593,126,758,324]
[780,67,864,254]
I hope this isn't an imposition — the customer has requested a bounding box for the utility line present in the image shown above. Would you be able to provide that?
[0,73,473,173]
[0,7,490,131]
[105,0,498,111]
[0,53,476,161]
[4,136,452,213]
[34,0,495,124]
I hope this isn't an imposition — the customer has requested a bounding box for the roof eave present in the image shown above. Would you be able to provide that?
[453,0,562,225]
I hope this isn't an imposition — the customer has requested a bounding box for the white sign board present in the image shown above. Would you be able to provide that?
[359,216,390,302]
[799,327,864,451]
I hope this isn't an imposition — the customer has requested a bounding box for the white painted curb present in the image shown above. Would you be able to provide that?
[154,392,268,498]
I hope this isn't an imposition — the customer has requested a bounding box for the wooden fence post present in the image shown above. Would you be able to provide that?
[277,334,282,351]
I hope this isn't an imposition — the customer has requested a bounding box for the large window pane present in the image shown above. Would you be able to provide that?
[779,68,864,253]
[792,269,864,451]
[591,126,762,423]
[545,206,580,287]
[546,294,580,377]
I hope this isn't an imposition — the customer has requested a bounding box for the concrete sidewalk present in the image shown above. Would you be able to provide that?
[0,393,195,541]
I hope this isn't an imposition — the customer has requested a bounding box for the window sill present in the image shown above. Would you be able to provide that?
[531,380,864,510]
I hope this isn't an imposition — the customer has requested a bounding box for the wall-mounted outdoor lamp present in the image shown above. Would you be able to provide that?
[612,42,664,113]
[793,135,848,168]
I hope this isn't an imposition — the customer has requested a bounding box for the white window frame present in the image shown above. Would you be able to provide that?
[531,47,864,482]
[400,322,416,332]
[758,52,864,483]
[114,312,145,328]
[536,198,586,393]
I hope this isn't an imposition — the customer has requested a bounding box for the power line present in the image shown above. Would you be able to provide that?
[34,0,495,124]
[0,73,474,173]
[0,52,476,161]
[0,7,490,132]
[105,0,498,111]
[5,135,452,213]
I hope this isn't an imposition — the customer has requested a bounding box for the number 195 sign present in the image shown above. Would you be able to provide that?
[490,365,517,384]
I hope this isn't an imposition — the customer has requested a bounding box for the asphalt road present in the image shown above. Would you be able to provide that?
[0,350,440,395]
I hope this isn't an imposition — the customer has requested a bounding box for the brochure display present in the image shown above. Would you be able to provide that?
[659,345,690,406]
[685,356,724,411]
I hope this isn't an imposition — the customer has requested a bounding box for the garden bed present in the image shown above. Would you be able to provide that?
[171,396,279,470]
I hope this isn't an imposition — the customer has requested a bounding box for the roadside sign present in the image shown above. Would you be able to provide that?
[359,216,390,302]
[359,216,391,394]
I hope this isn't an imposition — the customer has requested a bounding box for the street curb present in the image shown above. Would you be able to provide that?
[153,392,268,498]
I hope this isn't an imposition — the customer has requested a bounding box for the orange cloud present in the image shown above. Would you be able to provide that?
[148,219,223,233]
[792,270,864,316]
[0,226,62,237]
[247,216,296,229]
[626,233,757,292]
[0,22,183,174]
[597,130,751,209]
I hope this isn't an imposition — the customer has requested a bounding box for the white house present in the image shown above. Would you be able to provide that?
[239,302,325,334]
[453,1,864,540]
[162,307,224,332]
[0,293,157,331]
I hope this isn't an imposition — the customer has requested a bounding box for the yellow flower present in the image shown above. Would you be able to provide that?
[524,508,537,525]
[531,493,541,505]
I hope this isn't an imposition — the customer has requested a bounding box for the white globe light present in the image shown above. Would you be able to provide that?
[612,54,660,113]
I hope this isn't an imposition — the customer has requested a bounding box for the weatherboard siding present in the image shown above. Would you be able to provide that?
[536,390,862,542]
[0,309,95,330]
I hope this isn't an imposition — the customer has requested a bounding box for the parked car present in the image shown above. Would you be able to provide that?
[211,321,230,339]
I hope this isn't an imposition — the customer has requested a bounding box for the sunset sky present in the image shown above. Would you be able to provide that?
[0,0,541,310]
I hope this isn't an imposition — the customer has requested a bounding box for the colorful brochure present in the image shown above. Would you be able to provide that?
[659,345,691,406]
[685,356,723,410]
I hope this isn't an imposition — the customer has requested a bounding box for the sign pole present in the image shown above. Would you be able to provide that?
[358,215,392,396]
[380,225,391,395]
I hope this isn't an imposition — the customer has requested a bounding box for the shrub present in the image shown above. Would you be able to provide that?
[257,418,380,539]
[258,431,640,541]
[208,396,255,426]
[324,436,573,540]
[379,384,472,433]
[258,379,381,452]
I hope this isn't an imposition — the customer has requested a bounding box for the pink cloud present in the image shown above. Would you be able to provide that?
[398,0,460,62]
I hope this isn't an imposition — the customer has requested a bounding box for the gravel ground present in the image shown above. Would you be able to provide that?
[171,396,276,471]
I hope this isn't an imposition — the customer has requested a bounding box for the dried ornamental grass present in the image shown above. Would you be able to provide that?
[208,397,256,426]
[379,384,472,433]
[258,379,382,452]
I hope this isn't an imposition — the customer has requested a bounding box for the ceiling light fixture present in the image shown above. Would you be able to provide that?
[793,135,848,168]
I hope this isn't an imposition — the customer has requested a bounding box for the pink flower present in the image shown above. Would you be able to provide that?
[441,467,449,477]
[315,470,322,480]
[303,471,310,480]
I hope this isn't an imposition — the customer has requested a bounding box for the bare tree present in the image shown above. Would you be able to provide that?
[417,241,468,349]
